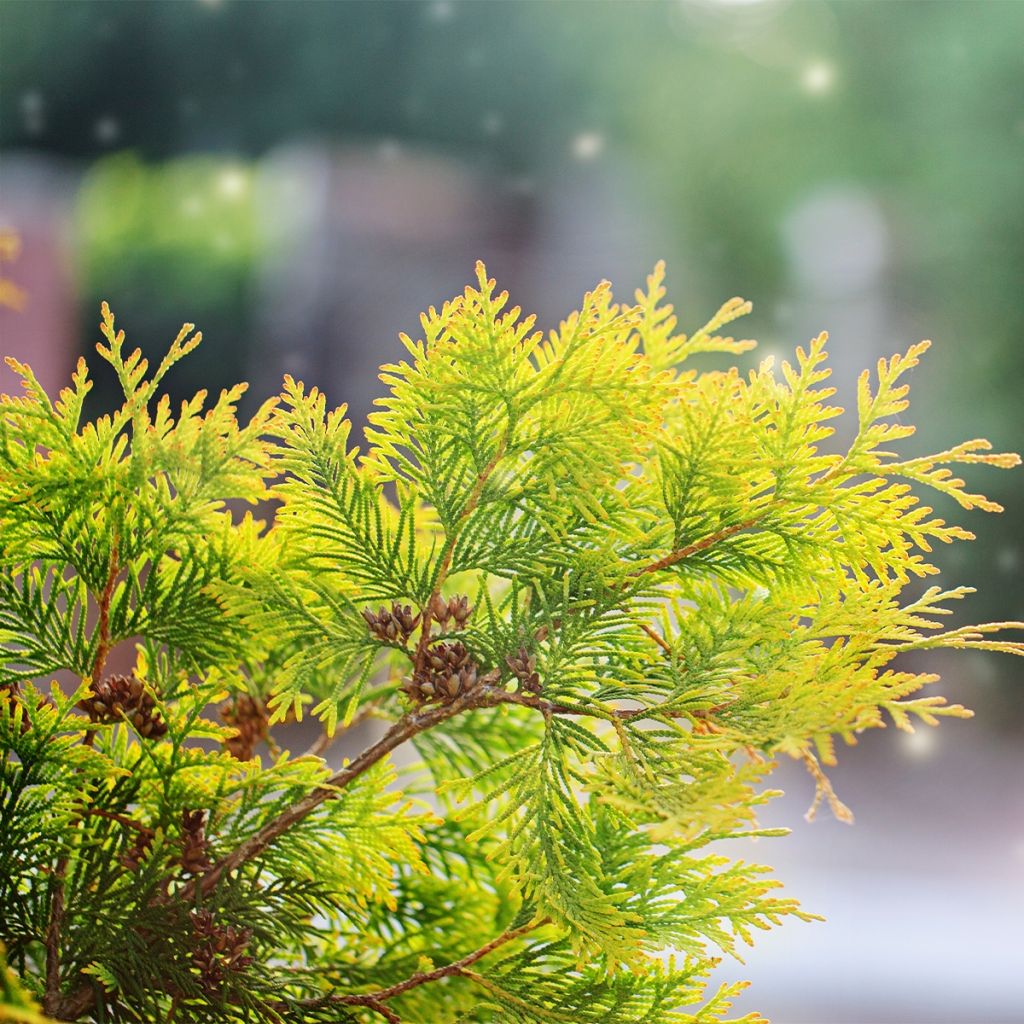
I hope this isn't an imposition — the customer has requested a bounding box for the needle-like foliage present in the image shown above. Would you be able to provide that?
[1,263,1020,1023]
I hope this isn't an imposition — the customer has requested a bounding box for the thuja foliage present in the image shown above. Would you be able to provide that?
[1,264,1021,1023]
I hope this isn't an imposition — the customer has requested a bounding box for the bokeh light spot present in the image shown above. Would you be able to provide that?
[94,116,121,145]
[801,60,836,96]
[902,727,937,759]
[217,168,249,200]
[571,131,605,161]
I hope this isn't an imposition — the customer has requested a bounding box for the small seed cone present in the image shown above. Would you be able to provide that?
[190,910,254,995]
[82,674,167,739]
[362,603,422,644]
[221,695,269,761]
[120,826,155,871]
[179,808,213,875]
[506,646,542,694]
[406,640,480,705]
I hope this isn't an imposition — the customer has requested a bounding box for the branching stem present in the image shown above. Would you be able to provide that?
[496,688,724,723]
[630,516,762,576]
[45,548,120,1016]
[183,687,499,903]
[414,436,507,682]
[294,918,544,1016]
[90,552,121,685]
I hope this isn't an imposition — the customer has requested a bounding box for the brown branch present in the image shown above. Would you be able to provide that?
[90,551,122,685]
[361,998,402,1023]
[639,621,672,654]
[415,438,508,682]
[53,984,96,1022]
[497,689,691,721]
[45,550,121,1016]
[630,516,762,576]
[180,686,500,904]
[359,918,542,1003]
[81,807,150,833]
[42,869,66,1017]
[295,919,544,1015]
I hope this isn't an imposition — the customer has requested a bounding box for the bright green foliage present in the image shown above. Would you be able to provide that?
[1,263,1020,1023]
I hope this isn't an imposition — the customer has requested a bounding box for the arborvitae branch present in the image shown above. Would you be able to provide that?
[44,546,123,1016]
[630,515,764,576]
[186,682,504,902]
[88,549,121,686]
[412,436,508,688]
[295,919,545,1016]
[4,262,1020,1024]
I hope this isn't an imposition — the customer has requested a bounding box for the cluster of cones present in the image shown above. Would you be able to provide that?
[220,695,269,761]
[189,909,254,996]
[362,595,548,707]
[361,604,420,644]
[362,594,473,647]
[427,593,472,632]
[505,647,542,694]
[119,807,212,877]
[179,808,213,875]
[81,674,167,739]
[404,641,481,704]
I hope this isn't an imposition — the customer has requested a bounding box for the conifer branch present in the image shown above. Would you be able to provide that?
[42,876,66,1017]
[44,549,122,1016]
[496,688,707,722]
[358,998,402,1024]
[640,621,673,654]
[294,919,544,1016]
[451,969,533,1010]
[630,516,763,576]
[413,437,507,683]
[7,266,1020,1024]
[186,686,501,902]
[81,807,151,834]
[58,687,504,1019]
[89,550,121,686]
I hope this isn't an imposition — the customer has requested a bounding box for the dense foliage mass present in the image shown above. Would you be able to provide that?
[1,265,1020,1022]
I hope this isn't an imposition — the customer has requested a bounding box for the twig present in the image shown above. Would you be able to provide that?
[45,550,120,1016]
[495,689,721,722]
[639,621,672,654]
[42,870,66,1016]
[89,552,122,686]
[360,998,401,1023]
[630,516,762,576]
[450,968,540,1013]
[182,687,499,903]
[294,919,544,1015]
[414,438,507,683]
[801,749,854,824]
[81,807,150,833]
[355,918,542,1004]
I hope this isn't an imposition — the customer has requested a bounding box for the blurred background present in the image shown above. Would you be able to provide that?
[1,1,1022,1020]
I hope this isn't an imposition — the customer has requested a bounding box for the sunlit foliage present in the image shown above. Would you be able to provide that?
[1,264,1019,1022]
